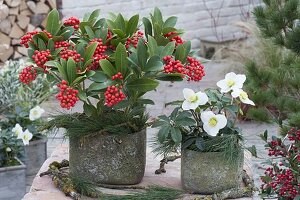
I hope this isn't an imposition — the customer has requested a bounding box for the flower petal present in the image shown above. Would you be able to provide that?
[203,124,219,136]
[231,89,242,98]
[225,72,236,80]
[182,100,191,110]
[215,114,227,129]
[241,98,255,106]
[234,74,246,89]
[183,88,195,100]
[196,92,209,105]
[200,111,215,123]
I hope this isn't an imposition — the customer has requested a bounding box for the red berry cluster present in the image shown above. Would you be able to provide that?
[163,56,185,74]
[261,127,300,199]
[164,31,184,46]
[111,72,123,80]
[287,127,300,141]
[42,30,53,39]
[185,57,205,81]
[64,17,80,30]
[56,80,79,110]
[54,41,70,49]
[89,38,108,70]
[104,85,126,107]
[19,66,37,84]
[20,30,39,48]
[262,168,299,199]
[125,31,144,49]
[32,50,51,70]
[60,49,82,62]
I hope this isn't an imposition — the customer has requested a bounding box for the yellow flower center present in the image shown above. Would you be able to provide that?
[33,110,38,115]
[188,95,198,103]
[240,91,248,100]
[23,134,29,141]
[227,79,235,87]
[209,117,218,127]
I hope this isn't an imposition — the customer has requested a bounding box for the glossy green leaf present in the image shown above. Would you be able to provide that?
[67,58,77,83]
[142,17,152,37]
[88,81,113,91]
[163,16,177,28]
[89,71,108,82]
[84,42,98,63]
[115,14,126,32]
[145,55,163,71]
[160,41,175,58]
[88,9,100,24]
[147,35,158,56]
[126,78,159,92]
[83,103,97,117]
[99,59,116,77]
[156,73,183,81]
[115,43,128,74]
[85,26,95,38]
[126,14,139,36]
[37,38,47,50]
[47,39,55,51]
[170,127,182,143]
[45,9,61,35]
[78,90,88,102]
[175,41,191,63]
[158,126,170,143]
[137,39,147,69]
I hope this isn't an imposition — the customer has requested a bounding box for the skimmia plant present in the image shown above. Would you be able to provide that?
[19,8,205,136]
[152,72,255,160]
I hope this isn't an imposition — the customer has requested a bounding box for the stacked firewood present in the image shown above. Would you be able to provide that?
[0,0,56,64]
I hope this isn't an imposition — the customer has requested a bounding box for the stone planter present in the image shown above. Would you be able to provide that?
[181,149,244,194]
[69,129,146,185]
[0,159,26,200]
[22,138,47,176]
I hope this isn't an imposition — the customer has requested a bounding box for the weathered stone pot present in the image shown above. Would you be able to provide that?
[0,159,26,200]
[181,149,244,194]
[69,129,146,185]
[21,138,47,176]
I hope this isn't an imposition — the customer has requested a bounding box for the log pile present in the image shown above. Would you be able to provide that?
[0,0,56,64]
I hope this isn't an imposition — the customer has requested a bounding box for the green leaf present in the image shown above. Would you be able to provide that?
[106,19,116,30]
[88,81,113,91]
[73,76,86,85]
[163,16,177,28]
[67,58,77,83]
[115,14,126,32]
[113,29,126,38]
[115,43,128,74]
[78,90,87,102]
[142,17,152,37]
[57,60,68,81]
[259,130,268,142]
[160,41,175,58]
[47,39,55,51]
[89,71,108,82]
[246,145,258,158]
[147,35,158,56]
[137,39,147,69]
[156,73,183,81]
[84,42,98,63]
[85,26,95,38]
[153,7,164,26]
[138,99,155,105]
[99,59,116,77]
[175,117,196,126]
[37,37,47,50]
[170,127,182,143]
[175,41,191,63]
[88,9,100,24]
[195,138,205,151]
[126,78,159,92]
[45,9,61,35]
[45,60,59,68]
[126,14,139,36]
[83,103,97,117]
[146,55,163,71]
[158,126,170,143]
[61,27,74,40]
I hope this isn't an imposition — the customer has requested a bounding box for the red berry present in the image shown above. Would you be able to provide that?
[60,49,82,62]
[185,56,205,82]
[32,49,51,70]
[20,31,39,48]
[56,80,79,110]
[125,31,144,49]
[164,31,184,46]
[64,17,80,30]
[88,38,108,70]
[19,66,37,84]
[104,85,126,107]
[111,72,123,80]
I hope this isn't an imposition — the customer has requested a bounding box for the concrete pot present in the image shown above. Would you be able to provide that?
[181,149,244,194]
[22,138,47,176]
[0,159,26,200]
[69,129,146,185]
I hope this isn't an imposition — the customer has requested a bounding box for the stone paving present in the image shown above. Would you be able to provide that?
[26,60,278,199]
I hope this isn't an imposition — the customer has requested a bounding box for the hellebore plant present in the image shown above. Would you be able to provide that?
[260,128,300,200]
[152,72,255,160]
[18,8,205,136]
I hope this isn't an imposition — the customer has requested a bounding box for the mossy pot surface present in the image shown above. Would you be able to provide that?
[0,158,26,200]
[69,129,146,185]
[181,149,244,194]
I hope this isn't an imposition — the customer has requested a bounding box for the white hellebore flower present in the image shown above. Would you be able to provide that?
[182,88,209,110]
[12,123,23,138]
[232,89,255,106]
[29,106,45,121]
[6,147,12,152]
[20,129,33,145]
[201,111,227,136]
[216,72,246,93]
